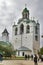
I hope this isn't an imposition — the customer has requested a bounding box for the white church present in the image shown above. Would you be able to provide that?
[0,28,9,42]
[12,6,40,56]
[2,28,9,42]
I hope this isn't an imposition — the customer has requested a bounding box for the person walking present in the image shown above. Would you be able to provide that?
[34,54,38,65]
[31,55,33,60]
[28,55,30,60]
[25,55,27,60]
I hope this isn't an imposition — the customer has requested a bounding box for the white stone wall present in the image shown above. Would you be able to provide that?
[33,24,40,54]
[12,20,40,54]
[12,22,34,50]
[2,33,9,42]
[16,51,32,56]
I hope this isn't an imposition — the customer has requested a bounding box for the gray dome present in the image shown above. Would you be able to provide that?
[17,46,31,51]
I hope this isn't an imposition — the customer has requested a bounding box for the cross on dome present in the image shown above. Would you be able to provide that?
[25,4,27,8]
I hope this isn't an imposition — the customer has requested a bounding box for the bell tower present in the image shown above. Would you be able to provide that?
[2,28,9,42]
[22,4,29,19]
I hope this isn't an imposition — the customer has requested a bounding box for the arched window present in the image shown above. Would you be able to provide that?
[35,35,38,41]
[15,27,18,35]
[26,25,30,33]
[35,26,38,34]
[20,24,24,34]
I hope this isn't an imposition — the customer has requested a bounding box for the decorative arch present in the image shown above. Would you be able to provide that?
[20,24,24,34]
[15,27,18,35]
[26,25,30,33]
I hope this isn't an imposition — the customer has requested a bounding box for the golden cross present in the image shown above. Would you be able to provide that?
[25,4,27,8]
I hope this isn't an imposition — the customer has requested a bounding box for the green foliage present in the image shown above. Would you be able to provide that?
[4,51,11,57]
[40,47,43,55]
[12,51,16,55]
[0,41,14,57]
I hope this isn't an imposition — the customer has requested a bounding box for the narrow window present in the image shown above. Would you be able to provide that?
[20,24,24,34]
[15,27,18,35]
[35,36,38,41]
[35,26,38,34]
[26,25,30,33]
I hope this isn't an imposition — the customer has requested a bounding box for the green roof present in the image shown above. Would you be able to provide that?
[22,8,29,13]
[18,18,23,24]
[18,18,30,24]
[18,18,36,24]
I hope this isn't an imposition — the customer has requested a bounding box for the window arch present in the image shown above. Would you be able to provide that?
[35,35,38,41]
[35,26,38,34]
[26,25,30,33]
[15,27,18,35]
[20,24,24,34]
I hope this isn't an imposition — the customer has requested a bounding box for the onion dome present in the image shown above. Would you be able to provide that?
[22,7,29,19]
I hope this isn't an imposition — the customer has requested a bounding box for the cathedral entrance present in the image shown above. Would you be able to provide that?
[22,52,24,56]
[18,51,20,56]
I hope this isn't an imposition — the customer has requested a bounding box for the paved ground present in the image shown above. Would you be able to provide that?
[0,60,43,65]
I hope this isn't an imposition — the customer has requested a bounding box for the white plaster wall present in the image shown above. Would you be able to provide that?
[12,21,34,51]
[12,20,40,54]
[2,33,9,42]
[33,24,40,54]
[13,35,21,49]
[16,51,32,56]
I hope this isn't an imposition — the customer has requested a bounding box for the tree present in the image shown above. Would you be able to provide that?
[40,47,43,55]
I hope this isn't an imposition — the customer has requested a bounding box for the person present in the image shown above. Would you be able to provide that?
[38,54,42,62]
[34,54,38,65]
[28,55,30,60]
[25,55,27,60]
[0,54,3,61]
[31,55,33,60]
[41,55,43,61]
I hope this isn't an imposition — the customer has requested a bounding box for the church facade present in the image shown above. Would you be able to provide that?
[2,28,9,42]
[12,7,40,56]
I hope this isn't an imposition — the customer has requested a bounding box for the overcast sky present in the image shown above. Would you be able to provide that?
[0,0,43,47]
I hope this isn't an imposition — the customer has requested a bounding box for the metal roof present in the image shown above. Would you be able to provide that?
[17,46,32,51]
[2,28,9,34]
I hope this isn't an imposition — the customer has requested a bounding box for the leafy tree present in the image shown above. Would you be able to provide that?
[40,47,43,55]
[4,51,11,57]
[0,41,14,57]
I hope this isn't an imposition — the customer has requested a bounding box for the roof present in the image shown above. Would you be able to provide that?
[2,28,9,34]
[18,18,36,24]
[36,22,40,25]
[22,7,29,13]
[13,24,17,27]
[17,46,32,51]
